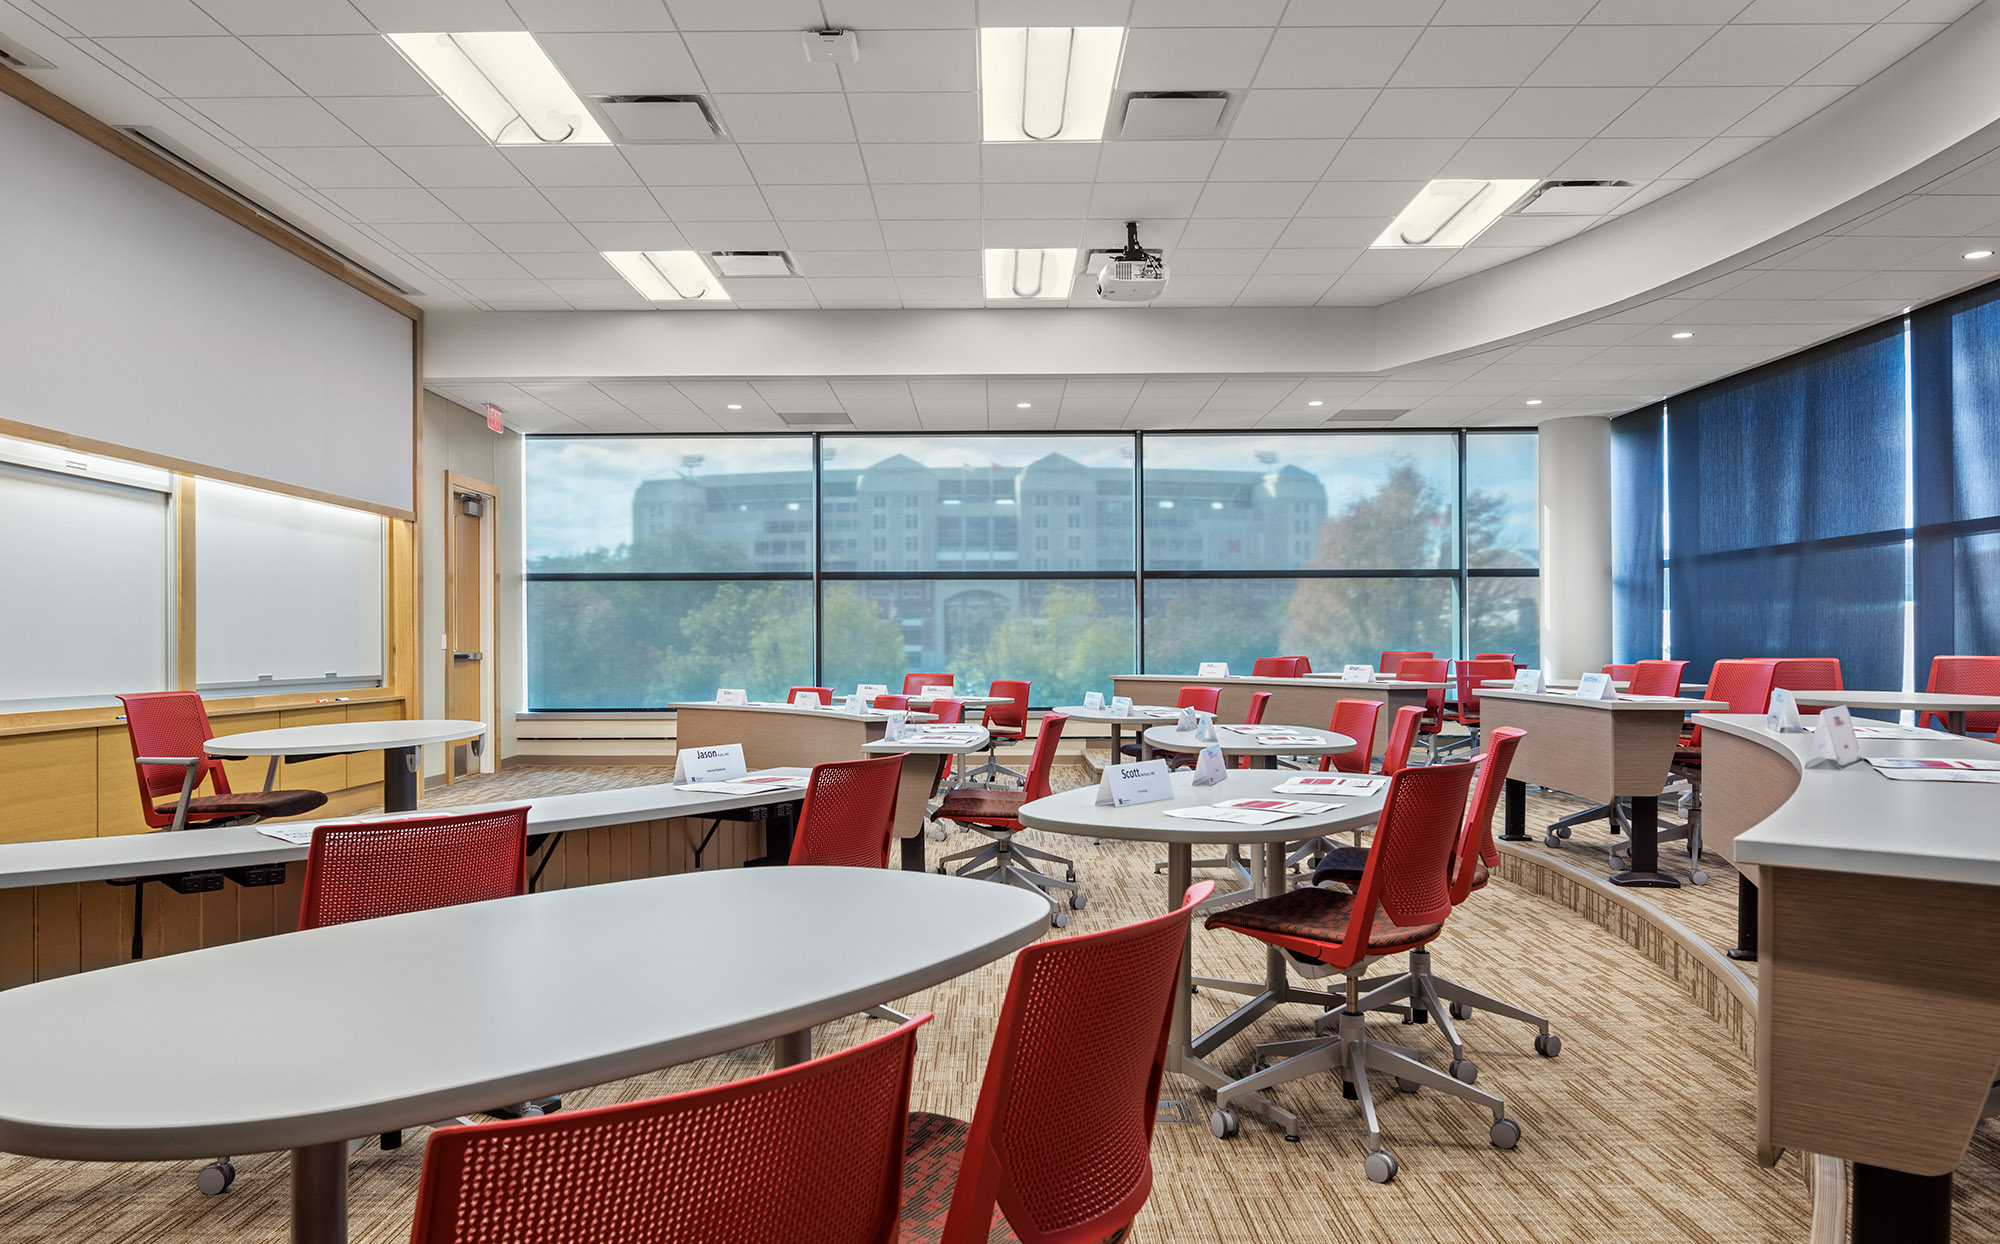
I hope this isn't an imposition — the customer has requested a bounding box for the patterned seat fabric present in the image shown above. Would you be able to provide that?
[1309,846,1487,891]
[1205,884,1442,953]
[154,789,328,821]
[932,788,1025,825]
[899,1113,1128,1244]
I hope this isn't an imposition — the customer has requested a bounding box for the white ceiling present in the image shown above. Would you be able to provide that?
[8,0,2000,431]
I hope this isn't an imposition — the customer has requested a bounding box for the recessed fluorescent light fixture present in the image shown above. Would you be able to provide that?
[727,404,742,409]
[1373,179,1539,249]
[979,27,1125,143]
[984,248,1077,300]
[603,251,729,302]
[387,33,607,145]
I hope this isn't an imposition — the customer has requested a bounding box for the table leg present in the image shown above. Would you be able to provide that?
[1110,723,1122,764]
[900,833,924,874]
[1727,873,1758,961]
[1609,795,1681,888]
[381,746,419,813]
[1166,842,1194,1075]
[1498,777,1528,842]
[291,1141,348,1244]
[1949,710,1967,736]
[1853,1165,1952,1244]
[773,1029,811,1068]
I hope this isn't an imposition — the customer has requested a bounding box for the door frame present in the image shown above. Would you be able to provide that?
[444,470,500,780]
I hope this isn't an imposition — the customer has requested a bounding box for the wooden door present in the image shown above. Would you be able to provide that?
[444,477,497,778]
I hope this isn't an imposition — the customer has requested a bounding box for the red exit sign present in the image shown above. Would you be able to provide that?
[484,403,504,433]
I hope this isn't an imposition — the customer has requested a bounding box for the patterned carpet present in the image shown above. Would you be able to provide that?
[0,763,1991,1242]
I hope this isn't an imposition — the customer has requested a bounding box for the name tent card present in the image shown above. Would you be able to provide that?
[1193,713,1218,743]
[673,743,747,784]
[1512,669,1546,694]
[1197,662,1230,678]
[856,683,888,701]
[1096,758,1175,807]
[884,711,909,741]
[791,690,822,708]
[1767,687,1805,733]
[715,688,748,705]
[1574,672,1617,701]
[1341,664,1375,683]
[842,694,867,715]
[1804,704,1862,768]
[1109,696,1133,717]
[1082,691,1106,710]
[1178,706,1199,731]
[1191,744,1229,787]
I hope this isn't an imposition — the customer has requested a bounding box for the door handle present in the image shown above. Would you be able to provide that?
[452,651,483,661]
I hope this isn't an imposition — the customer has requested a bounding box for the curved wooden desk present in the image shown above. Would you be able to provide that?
[1711,714,2000,1243]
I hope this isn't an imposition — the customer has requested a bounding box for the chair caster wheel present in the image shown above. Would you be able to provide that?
[1534,1032,1562,1058]
[1490,1118,1521,1149]
[928,827,946,842]
[1449,1002,1472,1021]
[1395,1077,1420,1094]
[1543,833,1561,848]
[1153,863,1166,874]
[1065,867,1077,882]
[1069,891,1087,910]
[1364,1149,1399,1184]
[1689,869,1709,886]
[1210,1108,1239,1139]
[1282,1132,1300,1143]
[1450,1058,1478,1085]
[1051,910,1067,929]
[197,1159,235,1196]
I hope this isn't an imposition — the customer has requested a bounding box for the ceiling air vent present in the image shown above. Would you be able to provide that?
[776,410,853,427]
[710,251,797,277]
[0,34,53,69]
[592,95,726,142]
[1325,409,1407,423]
[1118,92,1230,140]
[1516,180,1635,216]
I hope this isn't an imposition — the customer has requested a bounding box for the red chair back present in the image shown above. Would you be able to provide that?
[790,754,906,869]
[1628,659,1688,697]
[927,697,965,725]
[1349,759,1478,942]
[903,673,955,696]
[1176,686,1221,714]
[926,882,1214,1244]
[1457,727,1524,900]
[1380,651,1432,677]
[1236,692,1273,768]
[1284,656,1312,674]
[987,680,1031,734]
[1602,664,1636,681]
[872,694,910,711]
[1021,713,1069,804]
[788,686,834,707]
[1250,657,1305,678]
[1380,704,1422,775]
[1451,658,1515,725]
[1474,652,1517,669]
[298,806,529,931]
[1397,658,1449,732]
[117,691,232,828]
[1766,658,1842,717]
[1319,698,1380,774]
[1925,656,2000,735]
[410,1015,929,1244]
[1686,659,1778,750]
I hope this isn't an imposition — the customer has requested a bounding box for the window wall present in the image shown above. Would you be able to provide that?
[525,431,1539,710]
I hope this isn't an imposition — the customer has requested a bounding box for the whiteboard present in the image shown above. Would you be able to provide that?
[196,481,385,688]
[0,464,169,709]
[0,91,414,515]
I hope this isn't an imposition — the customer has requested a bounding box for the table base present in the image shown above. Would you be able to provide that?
[383,746,419,813]
[1854,1164,1952,1244]
[292,1142,347,1244]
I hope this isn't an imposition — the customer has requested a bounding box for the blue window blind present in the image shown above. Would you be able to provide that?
[1912,292,2000,670]
[1665,322,1907,692]
[1610,404,1664,664]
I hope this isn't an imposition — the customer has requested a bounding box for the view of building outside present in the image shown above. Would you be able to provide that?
[524,431,1538,709]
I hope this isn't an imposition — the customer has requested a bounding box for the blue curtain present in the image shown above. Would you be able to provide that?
[1665,322,1907,691]
[1610,405,1664,663]
[1913,292,2000,671]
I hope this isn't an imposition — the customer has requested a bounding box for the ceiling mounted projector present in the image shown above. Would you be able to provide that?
[1096,221,1168,302]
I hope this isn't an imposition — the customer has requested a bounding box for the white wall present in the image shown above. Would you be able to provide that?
[419,392,523,774]
[1537,417,1613,680]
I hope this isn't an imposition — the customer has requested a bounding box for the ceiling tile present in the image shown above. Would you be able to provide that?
[683,32,844,91]
[1178,217,1289,247]
[41,0,224,35]
[539,32,703,94]
[1352,87,1511,137]
[1432,0,1596,20]
[792,250,894,275]
[981,218,1084,246]
[870,182,982,218]
[1526,25,1715,88]
[504,146,642,186]
[1273,217,1385,247]
[666,0,822,29]
[1226,88,1377,139]
[413,252,527,277]
[1724,84,1851,135]
[1259,28,1424,90]
[1255,248,1362,274]
[1599,85,1776,137]
[779,220,887,249]
[1084,182,1201,218]
[1192,181,1312,217]
[1438,136,1584,177]
[189,0,373,34]
[1389,26,1569,87]
[981,142,1105,182]
[542,186,669,220]
[244,34,432,94]
[1297,180,1428,215]
[739,143,869,183]
[882,219,983,247]
[506,0,677,31]
[384,145,532,187]
[1660,24,1868,86]
[185,96,360,145]
[323,187,457,221]
[100,36,301,95]
[848,93,978,142]
[888,250,980,276]
[1281,0,1444,21]
[1095,140,1222,182]
[375,221,498,251]
[621,144,757,185]
[863,143,982,182]
[1478,86,1647,137]
[347,0,524,27]
[764,184,878,219]
[835,29,975,92]
[676,220,787,247]
[1797,21,1945,86]
[1322,138,1462,180]
[653,185,774,218]
[823,0,976,25]
[1120,27,1277,90]
[433,187,565,221]
[574,221,691,248]
[474,221,597,250]
[320,95,484,144]
[262,145,417,186]
[1205,138,1341,180]
[515,252,620,278]
[713,94,857,142]
[1551,135,1709,179]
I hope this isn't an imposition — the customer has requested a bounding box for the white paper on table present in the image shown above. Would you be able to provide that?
[715,688,747,705]
[1096,759,1174,807]
[1215,797,1337,816]
[1191,744,1229,787]
[1197,661,1229,678]
[1803,704,1861,768]
[1274,774,1387,796]
[1162,805,1292,826]
[677,775,811,795]
[673,743,747,784]
[257,824,316,845]
[1083,691,1105,710]
[1243,732,1322,746]
[1850,724,1942,738]
[1866,756,2000,783]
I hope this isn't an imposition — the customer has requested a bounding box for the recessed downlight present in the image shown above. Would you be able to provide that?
[1967,249,1995,260]
[1307,400,1323,407]
[1016,402,1032,409]
[726,403,742,410]
[1671,331,1694,339]
[1525,399,1543,406]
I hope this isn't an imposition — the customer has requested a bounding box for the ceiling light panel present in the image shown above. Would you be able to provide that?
[984,248,1078,300]
[980,27,1126,144]
[604,251,730,302]
[1373,179,1540,249]
[387,33,608,146]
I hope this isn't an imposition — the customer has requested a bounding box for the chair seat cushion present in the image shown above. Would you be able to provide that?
[900,1112,1128,1244]
[155,789,327,821]
[1310,847,1488,891]
[932,788,1024,827]
[1206,885,1441,955]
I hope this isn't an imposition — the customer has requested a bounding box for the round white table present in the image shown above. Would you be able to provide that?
[0,867,1047,1244]
[1020,770,1390,1135]
[1141,723,1355,768]
[1790,688,2000,735]
[1050,704,1178,763]
[204,719,486,813]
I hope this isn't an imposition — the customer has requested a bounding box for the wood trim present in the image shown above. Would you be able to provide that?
[388,518,419,715]
[0,61,417,322]
[0,692,407,739]
[173,475,196,691]
[444,471,501,781]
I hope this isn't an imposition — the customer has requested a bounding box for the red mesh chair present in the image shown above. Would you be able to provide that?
[411,1014,930,1244]
[903,672,955,697]
[1920,656,2000,736]
[788,685,835,707]
[1285,655,1313,674]
[966,679,1031,784]
[117,692,328,832]
[900,883,1213,1244]
[1395,658,1449,757]
[1235,691,1273,770]
[871,694,911,712]
[1628,659,1689,697]
[1766,657,1842,717]
[1433,658,1514,762]
[1654,659,1779,885]
[931,714,1084,926]
[1205,760,1519,1177]
[1251,656,1306,678]
[1120,685,1223,759]
[1316,699,1381,775]
[1474,653,1517,669]
[1380,704,1422,776]
[924,698,967,788]
[1601,663,1637,682]
[1380,650,1432,678]
[789,755,906,870]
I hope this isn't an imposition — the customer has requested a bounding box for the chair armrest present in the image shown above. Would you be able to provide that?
[134,757,202,768]
[134,759,206,831]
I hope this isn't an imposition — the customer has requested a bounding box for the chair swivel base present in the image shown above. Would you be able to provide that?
[1327,947,1561,1072]
[937,836,1086,927]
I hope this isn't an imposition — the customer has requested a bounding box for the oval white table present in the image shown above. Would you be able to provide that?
[0,867,1047,1244]
[1051,704,1178,765]
[204,719,486,813]
[1020,770,1390,1135]
[1141,723,1356,768]
[1789,688,2000,736]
